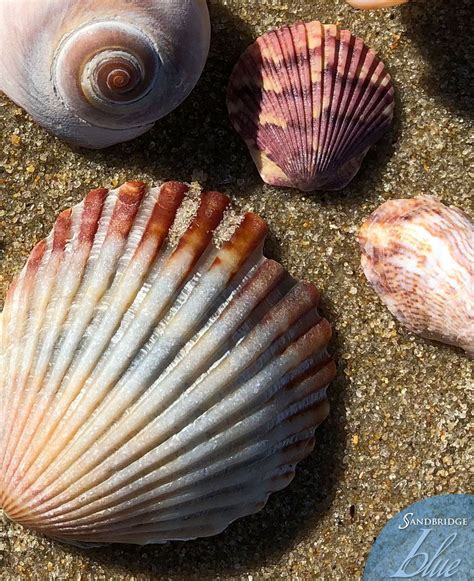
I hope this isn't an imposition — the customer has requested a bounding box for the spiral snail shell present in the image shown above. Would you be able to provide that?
[0,0,210,148]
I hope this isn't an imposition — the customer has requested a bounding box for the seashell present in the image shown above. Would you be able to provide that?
[0,181,336,545]
[345,0,409,9]
[359,196,473,356]
[0,1,210,149]
[227,21,394,192]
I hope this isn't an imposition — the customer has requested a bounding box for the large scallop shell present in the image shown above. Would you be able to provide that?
[0,181,335,545]
[359,196,473,356]
[227,21,394,191]
[0,0,210,148]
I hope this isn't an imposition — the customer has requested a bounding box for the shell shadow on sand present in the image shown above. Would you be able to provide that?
[402,0,473,118]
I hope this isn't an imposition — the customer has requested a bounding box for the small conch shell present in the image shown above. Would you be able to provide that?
[0,0,210,148]
[0,181,335,545]
[346,0,409,9]
[359,196,473,356]
[227,21,394,191]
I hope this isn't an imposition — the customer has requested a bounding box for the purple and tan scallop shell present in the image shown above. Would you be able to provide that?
[0,181,335,545]
[359,196,473,356]
[227,20,394,191]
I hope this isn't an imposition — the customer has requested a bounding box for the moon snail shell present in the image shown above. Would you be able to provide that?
[0,0,211,148]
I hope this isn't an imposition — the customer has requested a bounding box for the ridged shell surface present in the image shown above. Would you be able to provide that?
[359,196,473,356]
[0,181,335,545]
[227,21,394,191]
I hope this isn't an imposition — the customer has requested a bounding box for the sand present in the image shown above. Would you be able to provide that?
[0,0,472,579]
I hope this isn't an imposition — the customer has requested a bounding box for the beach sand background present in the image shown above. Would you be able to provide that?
[0,0,472,579]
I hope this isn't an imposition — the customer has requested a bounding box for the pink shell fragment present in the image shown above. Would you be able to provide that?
[359,196,473,356]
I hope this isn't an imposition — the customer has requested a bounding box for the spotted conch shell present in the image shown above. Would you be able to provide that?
[227,21,394,191]
[359,197,473,356]
[0,0,210,148]
[0,181,335,545]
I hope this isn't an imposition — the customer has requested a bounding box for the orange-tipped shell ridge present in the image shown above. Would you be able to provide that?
[0,181,335,545]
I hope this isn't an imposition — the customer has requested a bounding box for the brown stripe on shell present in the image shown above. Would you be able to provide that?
[236,258,286,297]
[250,281,321,347]
[136,182,188,254]
[78,187,109,244]
[25,240,48,274]
[107,181,147,239]
[52,209,73,253]
[284,358,336,397]
[172,191,230,262]
[282,317,332,361]
[211,213,268,276]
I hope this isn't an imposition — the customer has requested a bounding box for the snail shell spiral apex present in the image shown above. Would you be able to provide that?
[0,0,210,148]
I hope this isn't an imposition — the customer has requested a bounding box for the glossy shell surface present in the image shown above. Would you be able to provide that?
[0,181,335,545]
[346,0,409,9]
[0,0,210,148]
[227,20,394,191]
[359,196,473,356]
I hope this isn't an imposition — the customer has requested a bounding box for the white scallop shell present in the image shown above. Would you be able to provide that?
[0,181,335,545]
